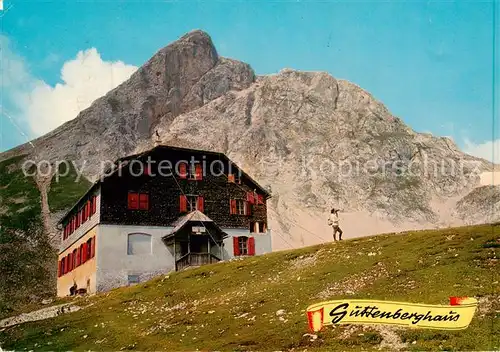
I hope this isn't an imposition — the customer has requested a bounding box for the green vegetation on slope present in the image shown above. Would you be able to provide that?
[0,155,54,317]
[0,156,90,319]
[1,225,499,351]
[47,162,92,213]
[0,155,42,231]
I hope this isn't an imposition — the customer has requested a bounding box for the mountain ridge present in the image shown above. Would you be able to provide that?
[0,29,497,249]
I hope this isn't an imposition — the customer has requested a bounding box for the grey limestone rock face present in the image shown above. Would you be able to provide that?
[1,30,255,178]
[0,30,496,248]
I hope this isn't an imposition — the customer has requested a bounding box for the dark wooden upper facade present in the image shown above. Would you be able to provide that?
[60,146,270,231]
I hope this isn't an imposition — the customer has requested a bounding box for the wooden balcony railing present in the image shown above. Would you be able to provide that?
[175,252,221,271]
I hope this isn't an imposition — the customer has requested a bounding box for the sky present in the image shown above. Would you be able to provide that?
[0,0,498,162]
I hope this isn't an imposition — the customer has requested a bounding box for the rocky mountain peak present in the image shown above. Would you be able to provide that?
[1,30,255,177]
[0,30,496,250]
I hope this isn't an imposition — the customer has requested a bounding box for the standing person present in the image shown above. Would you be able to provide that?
[69,281,77,296]
[328,208,343,241]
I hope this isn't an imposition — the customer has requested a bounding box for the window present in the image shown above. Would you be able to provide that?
[230,199,250,215]
[228,173,241,184]
[76,246,81,266]
[73,249,78,268]
[59,260,65,276]
[178,162,188,179]
[187,195,197,212]
[80,243,86,263]
[86,238,93,260]
[67,253,73,271]
[86,200,91,219]
[180,195,203,213]
[250,221,258,233]
[128,192,149,210]
[128,275,140,286]
[82,204,88,222]
[139,194,149,210]
[128,193,139,209]
[233,236,256,256]
[188,163,196,180]
[236,200,246,215]
[238,236,248,255]
[91,196,97,215]
[127,233,152,255]
[259,222,267,233]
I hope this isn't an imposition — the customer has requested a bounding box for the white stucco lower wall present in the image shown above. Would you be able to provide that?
[222,228,272,259]
[96,224,174,292]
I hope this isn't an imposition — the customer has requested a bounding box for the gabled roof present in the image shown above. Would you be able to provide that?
[58,144,271,225]
[117,144,271,197]
[162,210,228,240]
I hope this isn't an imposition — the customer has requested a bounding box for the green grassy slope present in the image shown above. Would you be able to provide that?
[0,155,42,231]
[0,155,53,317]
[47,162,91,213]
[0,156,90,319]
[1,225,499,351]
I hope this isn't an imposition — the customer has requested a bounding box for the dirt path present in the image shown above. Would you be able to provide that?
[33,168,57,244]
[0,304,81,329]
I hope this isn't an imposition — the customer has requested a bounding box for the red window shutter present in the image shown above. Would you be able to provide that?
[179,195,187,212]
[82,243,87,263]
[179,162,187,179]
[257,194,264,205]
[87,240,92,259]
[139,193,149,210]
[76,247,80,266]
[230,199,237,215]
[228,174,235,183]
[73,250,77,268]
[91,237,96,258]
[128,193,139,209]
[195,164,203,180]
[247,192,255,204]
[245,201,252,216]
[197,196,204,213]
[58,261,62,277]
[76,212,80,228]
[92,196,97,214]
[68,254,72,271]
[233,237,240,256]
[248,237,256,256]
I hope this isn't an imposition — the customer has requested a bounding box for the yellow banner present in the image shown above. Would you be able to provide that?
[306,297,478,332]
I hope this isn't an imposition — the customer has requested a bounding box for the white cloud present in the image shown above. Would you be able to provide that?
[1,35,138,137]
[463,138,500,165]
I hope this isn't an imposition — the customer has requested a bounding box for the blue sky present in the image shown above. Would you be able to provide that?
[0,0,498,160]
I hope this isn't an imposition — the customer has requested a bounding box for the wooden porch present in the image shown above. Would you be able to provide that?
[162,210,227,271]
[175,252,221,271]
